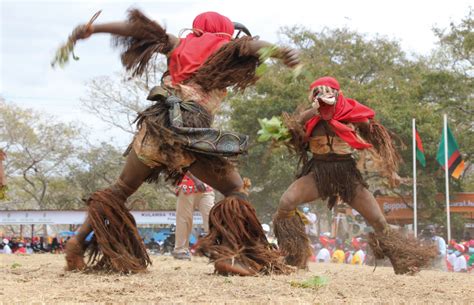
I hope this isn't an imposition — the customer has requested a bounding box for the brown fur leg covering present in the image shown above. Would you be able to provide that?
[197,196,294,276]
[86,189,151,273]
[368,228,437,275]
[273,210,312,268]
[64,236,86,271]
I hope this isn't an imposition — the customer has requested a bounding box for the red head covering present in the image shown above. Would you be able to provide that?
[454,244,465,253]
[169,12,234,84]
[319,236,330,248]
[305,77,375,149]
[351,237,361,249]
[463,242,470,250]
[310,76,341,91]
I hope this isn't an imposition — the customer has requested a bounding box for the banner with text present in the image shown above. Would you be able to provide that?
[0,210,203,225]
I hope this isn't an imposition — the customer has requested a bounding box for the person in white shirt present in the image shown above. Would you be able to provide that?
[447,249,457,271]
[303,207,318,239]
[316,236,331,263]
[2,239,12,254]
[350,237,366,265]
[453,244,467,273]
[425,225,447,271]
[346,251,353,264]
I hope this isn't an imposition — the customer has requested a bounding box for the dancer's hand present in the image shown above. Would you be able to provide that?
[71,24,94,41]
[278,47,300,68]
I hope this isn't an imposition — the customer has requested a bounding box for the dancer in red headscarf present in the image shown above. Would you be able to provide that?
[62,9,298,274]
[273,76,436,274]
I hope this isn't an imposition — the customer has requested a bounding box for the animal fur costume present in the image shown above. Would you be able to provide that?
[65,9,292,275]
[274,77,436,274]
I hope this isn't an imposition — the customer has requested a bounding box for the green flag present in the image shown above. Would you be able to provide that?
[436,126,464,179]
[415,129,426,167]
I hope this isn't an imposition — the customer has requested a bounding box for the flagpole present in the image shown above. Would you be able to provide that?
[443,114,451,242]
[412,118,418,238]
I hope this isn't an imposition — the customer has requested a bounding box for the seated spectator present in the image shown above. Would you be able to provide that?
[25,241,33,254]
[147,238,160,252]
[467,240,474,272]
[31,237,44,253]
[51,236,61,254]
[350,237,366,265]
[15,243,26,254]
[331,239,345,264]
[2,239,12,254]
[453,244,467,273]
[316,236,331,263]
[344,246,352,264]
[447,249,456,272]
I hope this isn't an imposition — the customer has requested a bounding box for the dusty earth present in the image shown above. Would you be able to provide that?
[1,254,473,304]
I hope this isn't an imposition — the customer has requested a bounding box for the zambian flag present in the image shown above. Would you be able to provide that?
[436,126,465,179]
[415,129,426,167]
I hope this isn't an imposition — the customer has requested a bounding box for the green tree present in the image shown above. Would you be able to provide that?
[68,142,176,210]
[0,100,82,210]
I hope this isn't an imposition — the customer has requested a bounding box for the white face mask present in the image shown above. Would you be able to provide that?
[312,85,338,105]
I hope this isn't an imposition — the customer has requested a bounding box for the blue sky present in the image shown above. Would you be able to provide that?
[1,0,471,147]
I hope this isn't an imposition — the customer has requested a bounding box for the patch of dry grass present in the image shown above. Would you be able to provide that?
[1,254,473,304]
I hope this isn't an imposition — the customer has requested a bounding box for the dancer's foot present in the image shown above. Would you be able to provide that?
[64,236,86,271]
[273,209,312,268]
[214,258,257,276]
[172,250,191,261]
[368,228,437,275]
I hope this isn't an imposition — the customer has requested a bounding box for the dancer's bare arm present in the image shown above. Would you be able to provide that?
[297,107,319,125]
[295,97,320,125]
[279,174,319,211]
[247,40,300,68]
[72,22,180,49]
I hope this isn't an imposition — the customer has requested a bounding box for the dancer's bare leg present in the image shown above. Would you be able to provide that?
[188,162,244,196]
[278,174,320,212]
[348,186,388,232]
[65,149,157,270]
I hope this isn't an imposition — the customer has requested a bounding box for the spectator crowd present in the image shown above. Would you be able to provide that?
[1,235,69,255]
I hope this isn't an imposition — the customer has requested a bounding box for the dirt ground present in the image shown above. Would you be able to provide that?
[1,254,473,304]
